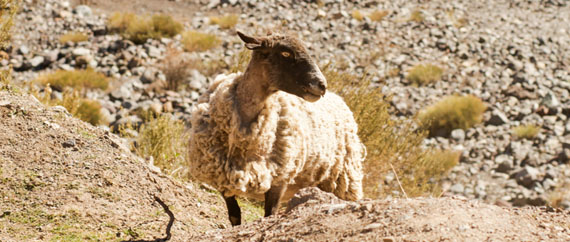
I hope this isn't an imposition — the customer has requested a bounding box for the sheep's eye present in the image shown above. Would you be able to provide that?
[281,51,291,58]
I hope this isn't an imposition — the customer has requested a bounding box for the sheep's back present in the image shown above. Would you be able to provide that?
[272,91,364,201]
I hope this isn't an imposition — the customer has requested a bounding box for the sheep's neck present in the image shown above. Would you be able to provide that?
[235,67,272,128]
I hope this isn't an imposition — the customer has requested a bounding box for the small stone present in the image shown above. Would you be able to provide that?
[541,91,560,109]
[62,139,76,148]
[18,45,29,55]
[558,148,570,163]
[74,5,93,18]
[512,166,540,188]
[149,102,163,114]
[30,56,44,68]
[449,183,465,193]
[72,47,91,56]
[495,155,514,173]
[487,110,510,125]
[450,129,465,142]
[146,45,161,58]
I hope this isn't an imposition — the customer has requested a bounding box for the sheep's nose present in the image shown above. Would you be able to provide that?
[317,81,326,91]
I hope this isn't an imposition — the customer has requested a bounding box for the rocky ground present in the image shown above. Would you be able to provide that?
[1,0,570,239]
[194,187,570,241]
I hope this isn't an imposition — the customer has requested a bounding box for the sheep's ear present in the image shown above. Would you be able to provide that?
[237,31,263,50]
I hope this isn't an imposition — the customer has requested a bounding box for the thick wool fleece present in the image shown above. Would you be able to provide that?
[188,73,364,201]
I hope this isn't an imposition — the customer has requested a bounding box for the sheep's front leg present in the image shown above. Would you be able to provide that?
[223,196,241,226]
[264,184,287,217]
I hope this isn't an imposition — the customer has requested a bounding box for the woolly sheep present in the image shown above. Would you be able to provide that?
[188,31,365,226]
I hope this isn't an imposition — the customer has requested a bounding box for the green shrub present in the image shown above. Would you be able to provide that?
[406,64,443,86]
[512,124,540,139]
[181,31,220,52]
[325,65,458,198]
[418,95,486,137]
[135,114,189,179]
[59,32,88,43]
[107,13,183,44]
[369,10,389,22]
[210,14,238,29]
[35,69,109,92]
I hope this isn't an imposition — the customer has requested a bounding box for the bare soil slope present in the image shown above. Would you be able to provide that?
[0,90,228,241]
[195,188,570,242]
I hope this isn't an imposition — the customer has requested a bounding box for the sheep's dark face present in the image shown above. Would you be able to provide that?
[238,31,327,102]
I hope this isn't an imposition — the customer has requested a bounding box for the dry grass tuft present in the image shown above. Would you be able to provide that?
[406,64,443,86]
[548,181,570,210]
[210,14,239,29]
[181,31,221,52]
[0,0,17,50]
[59,32,88,43]
[229,49,252,73]
[351,10,364,21]
[325,65,458,198]
[512,124,540,139]
[33,88,104,126]
[409,10,424,22]
[369,10,389,22]
[160,47,194,91]
[418,95,486,137]
[107,12,183,44]
[135,114,189,179]
[35,69,109,92]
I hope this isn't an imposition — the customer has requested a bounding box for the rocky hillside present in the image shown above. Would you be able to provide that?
[0,90,228,241]
[10,0,569,209]
[1,0,570,240]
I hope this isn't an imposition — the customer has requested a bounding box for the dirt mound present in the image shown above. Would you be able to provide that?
[0,90,228,241]
[194,188,570,242]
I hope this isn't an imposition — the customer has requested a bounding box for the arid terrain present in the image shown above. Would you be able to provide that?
[1,0,570,241]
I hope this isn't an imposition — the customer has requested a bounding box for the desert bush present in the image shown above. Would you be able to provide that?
[548,181,570,209]
[0,0,16,90]
[512,124,540,139]
[351,10,364,21]
[59,32,88,43]
[210,14,238,29]
[181,31,220,52]
[0,0,16,50]
[229,49,252,73]
[409,10,424,22]
[406,64,443,86]
[160,47,194,91]
[33,88,103,126]
[418,95,486,137]
[325,65,458,198]
[107,12,183,44]
[135,114,189,179]
[35,69,109,92]
[369,10,389,22]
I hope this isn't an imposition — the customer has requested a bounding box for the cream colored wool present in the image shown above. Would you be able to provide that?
[189,73,365,201]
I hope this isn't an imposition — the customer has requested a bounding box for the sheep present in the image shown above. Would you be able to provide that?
[188,31,365,226]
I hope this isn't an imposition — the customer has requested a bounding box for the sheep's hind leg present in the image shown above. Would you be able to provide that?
[223,196,241,226]
[264,184,287,217]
